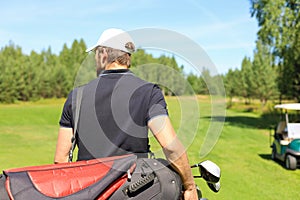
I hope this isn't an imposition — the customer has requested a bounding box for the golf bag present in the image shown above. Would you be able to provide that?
[1,154,182,200]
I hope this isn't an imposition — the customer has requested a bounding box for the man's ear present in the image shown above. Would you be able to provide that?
[100,48,108,66]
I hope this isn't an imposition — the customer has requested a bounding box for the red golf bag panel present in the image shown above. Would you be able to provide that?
[3,154,137,200]
[28,160,112,197]
[97,174,127,200]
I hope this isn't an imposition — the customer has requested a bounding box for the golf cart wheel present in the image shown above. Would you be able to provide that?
[271,146,276,160]
[285,155,297,170]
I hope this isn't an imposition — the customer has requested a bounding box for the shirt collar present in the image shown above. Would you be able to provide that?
[102,69,130,75]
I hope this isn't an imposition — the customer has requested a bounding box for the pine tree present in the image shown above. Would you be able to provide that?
[252,40,278,105]
[240,56,254,104]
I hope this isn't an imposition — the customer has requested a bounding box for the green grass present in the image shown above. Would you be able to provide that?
[0,97,300,199]
[0,99,64,168]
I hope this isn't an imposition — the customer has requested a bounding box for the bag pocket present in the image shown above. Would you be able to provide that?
[109,158,182,200]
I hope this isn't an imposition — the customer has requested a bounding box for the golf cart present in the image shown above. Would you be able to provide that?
[271,103,300,170]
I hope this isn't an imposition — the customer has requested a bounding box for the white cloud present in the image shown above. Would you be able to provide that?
[203,42,255,51]
[183,17,256,39]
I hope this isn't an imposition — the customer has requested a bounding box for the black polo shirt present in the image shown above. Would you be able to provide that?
[59,69,168,160]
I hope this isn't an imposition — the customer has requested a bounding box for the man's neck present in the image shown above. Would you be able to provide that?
[105,62,128,70]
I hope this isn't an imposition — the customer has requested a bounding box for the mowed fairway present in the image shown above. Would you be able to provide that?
[0,97,299,199]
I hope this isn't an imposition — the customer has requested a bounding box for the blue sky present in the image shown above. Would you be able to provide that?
[0,0,258,75]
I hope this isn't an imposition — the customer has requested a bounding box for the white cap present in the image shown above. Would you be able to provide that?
[86,28,135,53]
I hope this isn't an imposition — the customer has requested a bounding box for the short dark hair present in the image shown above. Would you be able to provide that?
[98,46,132,67]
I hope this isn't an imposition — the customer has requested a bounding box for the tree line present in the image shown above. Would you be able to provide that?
[0,40,217,103]
[0,40,87,103]
[225,0,300,105]
[224,40,278,106]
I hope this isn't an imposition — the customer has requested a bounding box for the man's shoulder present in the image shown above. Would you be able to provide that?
[134,76,160,91]
[117,73,155,88]
[132,75,153,85]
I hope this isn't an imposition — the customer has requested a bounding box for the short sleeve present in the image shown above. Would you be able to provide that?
[59,90,74,128]
[146,85,168,122]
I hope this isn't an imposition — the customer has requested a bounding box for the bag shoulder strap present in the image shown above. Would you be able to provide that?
[69,86,84,162]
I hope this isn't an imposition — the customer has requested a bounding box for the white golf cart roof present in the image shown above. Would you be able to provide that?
[275,103,300,139]
[274,103,300,110]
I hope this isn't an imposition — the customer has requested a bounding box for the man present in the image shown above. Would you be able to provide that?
[54,28,198,199]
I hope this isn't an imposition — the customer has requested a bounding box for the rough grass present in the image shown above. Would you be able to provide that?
[0,97,299,199]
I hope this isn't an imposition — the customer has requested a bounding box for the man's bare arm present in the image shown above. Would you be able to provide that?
[54,127,73,163]
[148,116,198,199]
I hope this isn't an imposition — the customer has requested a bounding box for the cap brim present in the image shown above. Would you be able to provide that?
[85,44,98,53]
